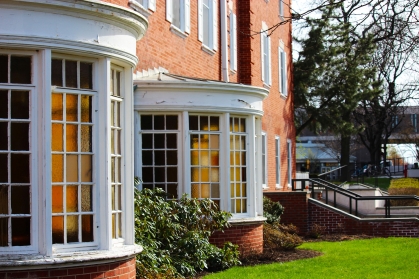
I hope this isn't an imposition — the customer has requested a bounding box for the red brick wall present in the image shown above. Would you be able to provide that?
[0,257,136,279]
[309,201,419,236]
[210,222,264,255]
[264,192,309,234]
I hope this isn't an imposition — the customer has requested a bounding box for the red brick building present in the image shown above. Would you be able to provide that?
[0,0,294,278]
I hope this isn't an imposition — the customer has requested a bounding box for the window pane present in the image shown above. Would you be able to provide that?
[0,218,7,246]
[51,93,63,121]
[0,55,7,83]
[10,56,31,84]
[66,94,78,122]
[67,215,79,242]
[189,115,198,130]
[65,60,78,88]
[66,185,78,212]
[80,62,93,89]
[81,185,92,212]
[11,186,30,214]
[11,91,29,119]
[11,123,29,151]
[0,90,7,118]
[11,218,30,246]
[52,154,63,182]
[11,153,30,183]
[81,125,92,152]
[80,95,92,123]
[51,123,63,151]
[154,115,164,130]
[166,115,178,130]
[52,186,63,213]
[66,155,78,182]
[81,155,92,182]
[141,115,152,130]
[82,215,93,242]
[0,186,8,214]
[154,134,165,149]
[52,216,64,244]
[116,71,121,97]
[51,59,63,86]
[0,122,7,150]
[172,0,181,28]
[66,124,78,152]
[200,116,208,131]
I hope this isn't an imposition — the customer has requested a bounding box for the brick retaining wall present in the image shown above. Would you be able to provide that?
[0,257,136,279]
[309,200,419,236]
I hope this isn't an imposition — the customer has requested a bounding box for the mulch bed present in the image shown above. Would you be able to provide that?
[194,234,374,278]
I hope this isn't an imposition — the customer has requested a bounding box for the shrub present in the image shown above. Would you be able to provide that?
[263,197,284,224]
[263,223,303,250]
[134,188,240,278]
[389,178,419,206]
[307,223,326,239]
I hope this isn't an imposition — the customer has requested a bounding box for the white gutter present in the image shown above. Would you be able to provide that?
[220,0,229,82]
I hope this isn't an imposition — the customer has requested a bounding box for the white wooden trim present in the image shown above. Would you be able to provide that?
[185,0,191,33]
[149,0,156,11]
[198,0,203,42]
[212,0,218,50]
[166,0,173,22]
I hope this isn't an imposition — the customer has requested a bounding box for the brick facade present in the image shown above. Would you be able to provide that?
[210,222,264,255]
[0,258,136,279]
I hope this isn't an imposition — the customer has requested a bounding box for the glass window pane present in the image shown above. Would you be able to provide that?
[11,91,29,119]
[210,134,219,149]
[51,59,63,86]
[202,184,210,198]
[10,56,31,84]
[154,150,165,165]
[142,150,152,165]
[0,55,7,83]
[0,218,8,247]
[210,151,219,166]
[81,185,92,212]
[82,215,93,242]
[0,185,8,214]
[167,150,177,165]
[154,115,164,130]
[200,116,208,131]
[141,115,152,130]
[154,134,165,149]
[11,186,30,214]
[142,167,153,182]
[52,185,63,213]
[81,155,92,182]
[166,134,177,149]
[11,153,29,183]
[166,115,178,130]
[66,155,78,182]
[51,123,63,151]
[167,167,177,182]
[191,184,199,198]
[211,184,220,198]
[189,115,198,130]
[65,60,78,88]
[0,90,7,118]
[210,116,219,131]
[110,69,114,95]
[52,216,64,244]
[116,71,121,97]
[11,123,29,151]
[111,185,115,210]
[67,215,79,242]
[154,167,165,182]
[167,184,177,199]
[80,62,93,89]
[66,94,78,122]
[81,125,92,152]
[51,93,63,121]
[0,122,8,150]
[66,185,78,212]
[201,168,209,182]
[240,118,246,132]
[142,133,152,149]
[52,154,63,182]
[11,218,30,246]
[66,124,78,152]
[80,95,91,123]
[211,168,219,182]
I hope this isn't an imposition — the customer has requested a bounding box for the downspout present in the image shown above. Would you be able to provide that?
[220,0,229,82]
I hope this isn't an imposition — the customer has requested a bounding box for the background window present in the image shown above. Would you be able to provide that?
[275,137,280,187]
[140,114,179,200]
[230,12,237,71]
[261,27,271,86]
[262,132,267,188]
[279,48,287,96]
[198,0,217,50]
[166,0,190,34]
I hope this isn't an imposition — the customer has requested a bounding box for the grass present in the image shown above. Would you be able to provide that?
[360,177,391,190]
[203,238,419,279]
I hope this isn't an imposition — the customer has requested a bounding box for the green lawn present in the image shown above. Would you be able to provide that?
[203,238,419,279]
[360,177,391,190]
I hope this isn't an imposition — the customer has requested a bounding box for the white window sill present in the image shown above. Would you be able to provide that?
[280,93,288,99]
[128,1,152,18]
[230,69,237,75]
[263,83,271,90]
[170,25,188,39]
[201,44,216,56]
[228,216,266,225]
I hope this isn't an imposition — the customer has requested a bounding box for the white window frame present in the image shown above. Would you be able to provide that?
[287,139,292,188]
[229,11,237,72]
[198,0,218,52]
[275,136,280,189]
[0,50,39,254]
[261,132,268,189]
[130,0,156,16]
[279,47,288,96]
[261,22,271,86]
[166,0,190,37]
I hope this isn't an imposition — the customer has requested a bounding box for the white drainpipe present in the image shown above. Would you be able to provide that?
[220,0,229,82]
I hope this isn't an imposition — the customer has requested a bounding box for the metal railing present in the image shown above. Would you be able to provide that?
[292,178,419,218]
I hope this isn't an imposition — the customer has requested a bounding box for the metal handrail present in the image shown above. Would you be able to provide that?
[291,178,419,218]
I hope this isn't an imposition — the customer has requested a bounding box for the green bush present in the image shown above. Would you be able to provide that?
[263,197,284,224]
[134,188,241,278]
[263,223,303,250]
[389,178,419,206]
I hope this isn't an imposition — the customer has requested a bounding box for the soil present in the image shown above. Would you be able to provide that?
[194,234,374,278]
